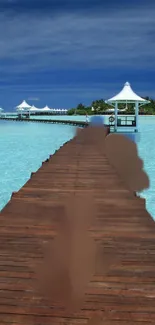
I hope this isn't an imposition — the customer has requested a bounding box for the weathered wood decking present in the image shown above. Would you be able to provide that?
[0,126,155,324]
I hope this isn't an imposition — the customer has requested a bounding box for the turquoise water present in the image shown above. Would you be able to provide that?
[0,116,155,220]
[138,117,155,219]
[0,120,75,210]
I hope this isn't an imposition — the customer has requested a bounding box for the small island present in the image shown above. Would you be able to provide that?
[67,96,154,116]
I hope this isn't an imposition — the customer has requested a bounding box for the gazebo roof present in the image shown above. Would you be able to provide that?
[30,105,39,111]
[41,105,51,111]
[106,82,150,103]
[16,100,31,109]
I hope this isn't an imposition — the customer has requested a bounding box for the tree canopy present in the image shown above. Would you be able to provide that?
[67,97,155,115]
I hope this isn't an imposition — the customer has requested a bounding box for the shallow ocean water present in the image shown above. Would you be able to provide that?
[137,117,155,219]
[0,120,75,210]
[0,116,155,220]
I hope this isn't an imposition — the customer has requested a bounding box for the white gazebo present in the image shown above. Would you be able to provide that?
[30,105,39,111]
[16,100,31,117]
[28,105,40,115]
[41,105,51,112]
[16,100,31,110]
[105,82,150,132]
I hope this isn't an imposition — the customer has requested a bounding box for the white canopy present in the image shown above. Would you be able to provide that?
[41,105,51,111]
[16,100,31,109]
[106,82,150,104]
[29,105,39,111]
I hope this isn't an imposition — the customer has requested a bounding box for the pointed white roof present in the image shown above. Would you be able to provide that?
[16,100,31,109]
[30,105,39,111]
[41,105,51,111]
[106,82,150,103]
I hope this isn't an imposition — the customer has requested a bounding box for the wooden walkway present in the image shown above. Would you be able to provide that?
[0,117,88,128]
[0,126,155,324]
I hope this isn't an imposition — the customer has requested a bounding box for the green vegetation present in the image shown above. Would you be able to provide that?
[67,97,155,115]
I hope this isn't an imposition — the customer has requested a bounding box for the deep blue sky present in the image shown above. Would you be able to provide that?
[0,0,155,110]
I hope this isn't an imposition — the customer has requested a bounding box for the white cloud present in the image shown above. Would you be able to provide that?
[28,97,40,101]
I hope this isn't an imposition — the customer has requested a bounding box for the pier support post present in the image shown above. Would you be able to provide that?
[135,102,139,132]
[114,102,118,132]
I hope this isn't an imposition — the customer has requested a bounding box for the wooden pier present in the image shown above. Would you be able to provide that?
[0,116,88,128]
[0,126,155,324]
